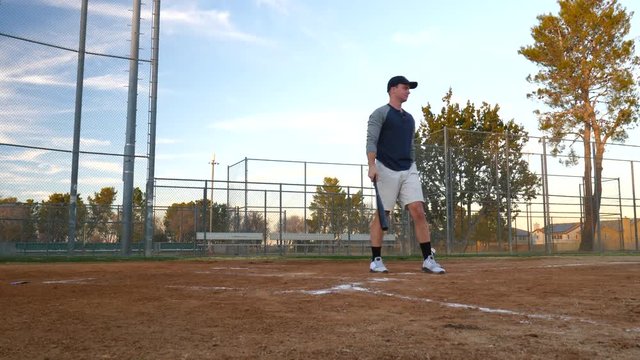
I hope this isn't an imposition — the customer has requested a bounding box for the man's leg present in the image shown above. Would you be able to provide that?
[369,210,388,273]
[407,201,445,274]
[407,201,429,244]
[370,210,385,247]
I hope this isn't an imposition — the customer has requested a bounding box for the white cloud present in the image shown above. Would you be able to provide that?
[1,53,77,79]
[11,74,73,87]
[0,149,48,162]
[19,190,52,201]
[49,137,112,148]
[81,160,121,173]
[0,173,36,185]
[61,177,121,185]
[0,132,15,143]
[81,138,112,147]
[37,162,65,175]
[38,0,151,20]
[84,74,129,91]
[161,5,270,44]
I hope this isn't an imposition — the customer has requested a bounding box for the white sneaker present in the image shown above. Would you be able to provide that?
[369,257,389,273]
[422,255,445,274]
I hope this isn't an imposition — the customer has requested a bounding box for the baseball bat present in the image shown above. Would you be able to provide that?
[373,180,389,231]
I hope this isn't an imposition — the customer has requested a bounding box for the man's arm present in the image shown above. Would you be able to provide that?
[366,106,386,181]
[367,151,377,181]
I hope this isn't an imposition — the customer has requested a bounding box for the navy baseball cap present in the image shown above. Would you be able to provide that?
[387,75,418,92]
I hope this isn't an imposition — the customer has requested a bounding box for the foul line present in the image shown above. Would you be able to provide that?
[281,279,606,326]
[42,278,96,284]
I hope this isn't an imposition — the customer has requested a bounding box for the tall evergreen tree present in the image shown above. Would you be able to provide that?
[519,0,640,250]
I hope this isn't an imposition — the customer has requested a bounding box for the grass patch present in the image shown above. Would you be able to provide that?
[0,255,182,264]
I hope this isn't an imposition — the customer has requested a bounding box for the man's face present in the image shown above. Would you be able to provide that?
[390,83,411,102]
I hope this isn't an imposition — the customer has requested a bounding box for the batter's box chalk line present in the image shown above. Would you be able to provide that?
[166,285,238,291]
[42,278,96,284]
[280,280,640,332]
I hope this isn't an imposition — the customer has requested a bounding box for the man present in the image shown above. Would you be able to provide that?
[365,75,445,274]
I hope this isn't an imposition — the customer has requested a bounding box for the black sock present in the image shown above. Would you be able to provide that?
[371,247,382,261]
[420,242,432,260]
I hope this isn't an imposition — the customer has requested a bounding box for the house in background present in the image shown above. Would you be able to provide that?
[532,222,581,251]
[598,218,640,251]
[529,218,640,252]
[512,228,534,248]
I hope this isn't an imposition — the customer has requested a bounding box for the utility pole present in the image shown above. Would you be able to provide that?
[209,153,218,232]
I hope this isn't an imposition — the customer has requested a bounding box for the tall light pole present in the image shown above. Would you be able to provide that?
[209,153,219,232]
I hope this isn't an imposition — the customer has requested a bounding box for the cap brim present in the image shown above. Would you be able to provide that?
[408,81,418,89]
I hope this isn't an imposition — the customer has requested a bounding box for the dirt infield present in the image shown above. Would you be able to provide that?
[1,256,639,360]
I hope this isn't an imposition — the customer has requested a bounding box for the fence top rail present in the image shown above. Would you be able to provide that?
[195,232,263,240]
[243,157,367,167]
[0,142,147,158]
[155,178,369,190]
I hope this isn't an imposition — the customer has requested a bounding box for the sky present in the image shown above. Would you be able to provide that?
[1,0,640,204]
[154,0,640,181]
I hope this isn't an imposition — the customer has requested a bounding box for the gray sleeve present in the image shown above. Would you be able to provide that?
[366,106,386,154]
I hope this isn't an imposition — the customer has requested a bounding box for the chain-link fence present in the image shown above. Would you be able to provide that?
[2,139,640,256]
[417,128,640,254]
[0,0,156,253]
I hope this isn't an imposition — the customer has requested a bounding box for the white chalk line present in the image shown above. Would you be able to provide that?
[166,285,238,291]
[196,270,322,278]
[279,279,640,332]
[541,261,640,268]
[42,277,96,284]
[488,260,640,272]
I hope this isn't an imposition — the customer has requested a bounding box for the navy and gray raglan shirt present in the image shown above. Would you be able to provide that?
[366,104,416,171]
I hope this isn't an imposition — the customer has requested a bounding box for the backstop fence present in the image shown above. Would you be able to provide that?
[0,0,158,254]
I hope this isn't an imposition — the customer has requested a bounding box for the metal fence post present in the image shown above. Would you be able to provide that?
[444,127,453,254]
[617,178,623,251]
[541,138,550,254]
[279,183,283,255]
[143,0,161,258]
[264,190,267,255]
[202,181,208,248]
[505,132,513,255]
[632,161,639,251]
[68,0,89,254]
[121,0,142,255]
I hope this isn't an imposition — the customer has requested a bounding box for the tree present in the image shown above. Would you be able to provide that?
[38,193,87,242]
[132,187,145,242]
[416,90,539,251]
[209,202,230,232]
[0,197,37,242]
[519,0,640,250]
[307,177,365,235]
[163,199,229,242]
[279,215,306,233]
[86,187,118,243]
[163,202,197,242]
[243,211,268,233]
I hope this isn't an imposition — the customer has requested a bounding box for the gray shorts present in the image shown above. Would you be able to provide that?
[376,161,424,211]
